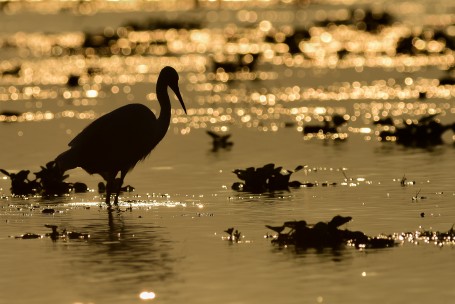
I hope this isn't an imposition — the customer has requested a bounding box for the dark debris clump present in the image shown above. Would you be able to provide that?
[378,114,455,148]
[1,161,88,197]
[12,224,90,241]
[232,163,308,193]
[266,215,396,250]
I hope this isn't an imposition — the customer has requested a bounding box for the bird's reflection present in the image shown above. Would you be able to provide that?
[68,207,178,288]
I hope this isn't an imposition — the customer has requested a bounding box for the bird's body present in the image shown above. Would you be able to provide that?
[55,66,186,206]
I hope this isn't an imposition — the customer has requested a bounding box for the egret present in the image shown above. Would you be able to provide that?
[55,66,186,207]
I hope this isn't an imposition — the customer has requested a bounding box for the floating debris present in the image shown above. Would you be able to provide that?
[378,114,455,148]
[267,215,396,250]
[232,163,306,193]
[303,114,348,141]
[44,224,90,241]
[1,162,88,197]
[206,130,233,152]
[412,189,427,201]
[14,233,43,240]
[224,227,242,243]
[41,208,55,214]
[0,169,40,196]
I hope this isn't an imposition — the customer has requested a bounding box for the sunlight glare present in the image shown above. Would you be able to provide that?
[139,291,156,300]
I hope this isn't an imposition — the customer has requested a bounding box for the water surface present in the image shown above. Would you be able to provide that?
[1,1,455,303]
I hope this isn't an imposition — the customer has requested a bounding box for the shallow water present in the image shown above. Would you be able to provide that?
[1,1,455,304]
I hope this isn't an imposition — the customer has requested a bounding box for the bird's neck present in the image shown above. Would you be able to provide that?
[156,81,172,139]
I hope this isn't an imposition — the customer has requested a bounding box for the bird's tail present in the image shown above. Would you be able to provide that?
[55,149,79,173]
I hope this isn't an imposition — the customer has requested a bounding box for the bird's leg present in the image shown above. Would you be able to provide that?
[113,170,127,206]
[105,176,114,209]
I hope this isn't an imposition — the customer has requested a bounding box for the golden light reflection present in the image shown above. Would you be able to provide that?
[139,291,156,300]
[0,3,454,138]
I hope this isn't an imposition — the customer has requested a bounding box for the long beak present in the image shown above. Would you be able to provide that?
[170,83,187,114]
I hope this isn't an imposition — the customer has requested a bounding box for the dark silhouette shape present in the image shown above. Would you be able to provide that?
[439,75,455,85]
[315,8,394,33]
[0,169,40,196]
[15,233,42,239]
[66,74,80,87]
[1,65,21,77]
[303,114,348,138]
[0,110,21,117]
[224,227,242,242]
[206,130,233,151]
[82,31,119,56]
[55,66,186,207]
[378,114,455,147]
[123,18,202,31]
[72,182,89,193]
[284,28,311,54]
[395,28,455,56]
[373,117,394,126]
[87,67,103,76]
[34,161,72,196]
[0,110,22,123]
[212,53,260,74]
[42,208,55,214]
[98,179,135,194]
[1,163,87,196]
[267,215,396,250]
[232,164,305,193]
[44,224,90,241]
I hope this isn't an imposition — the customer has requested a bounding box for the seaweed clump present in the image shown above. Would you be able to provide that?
[232,163,307,193]
[266,215,396,250]
[1,161,87,197]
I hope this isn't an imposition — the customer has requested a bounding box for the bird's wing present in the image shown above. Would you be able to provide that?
[69,104,155,148]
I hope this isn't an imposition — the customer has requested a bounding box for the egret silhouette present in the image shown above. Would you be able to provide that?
[55,66,186,206]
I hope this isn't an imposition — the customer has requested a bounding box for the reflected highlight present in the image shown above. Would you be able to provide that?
[139,291,156,300]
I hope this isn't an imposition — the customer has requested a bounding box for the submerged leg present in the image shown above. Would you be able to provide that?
[113,170,127,206]
[104,175,115,208]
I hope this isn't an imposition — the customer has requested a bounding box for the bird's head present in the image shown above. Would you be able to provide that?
[161,66,187,114]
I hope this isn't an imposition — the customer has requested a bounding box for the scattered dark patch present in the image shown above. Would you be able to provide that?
[1,161,88,197]
[212,53,261,77]
[0,169,40,196]
[66,74,80,87]
[378,114,455,147]
[400,174,415,186]
[1,65,21,77]
[396,28,455,55]
[303,114,348,141]
[41,208,55,214]
[14,233,43,239]
[412,189,427,201]
[123,18,203,31]
[267,215,396,250]
[13,225,90,241]
[206,130,233,152]
[232,163,306,193]
[224,227,242,243]
[373,117,394,126]
[44,224,90,241]
[316,8,395,33]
